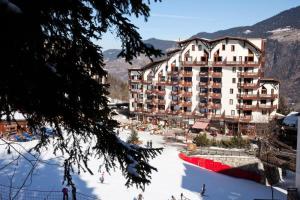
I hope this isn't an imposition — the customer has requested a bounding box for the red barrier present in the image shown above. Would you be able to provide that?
[179,153,261,183]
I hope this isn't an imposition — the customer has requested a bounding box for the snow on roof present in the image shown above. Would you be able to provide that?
[282,112,299,127]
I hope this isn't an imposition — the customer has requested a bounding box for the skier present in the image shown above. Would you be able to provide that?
[171,195,176,200]
[180,193,184,200]
[62,187,68,200]
[150,140,153,148]
[201,184,206,196]
[137,193,144,200]
[100,172,104,183]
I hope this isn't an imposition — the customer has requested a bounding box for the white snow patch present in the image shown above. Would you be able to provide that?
[243,30,252,34]
[267,27,292,33]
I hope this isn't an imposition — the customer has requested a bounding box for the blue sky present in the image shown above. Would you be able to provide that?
[99,0,300,50]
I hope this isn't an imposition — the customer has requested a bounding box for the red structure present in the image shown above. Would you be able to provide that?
[179,153,261,182]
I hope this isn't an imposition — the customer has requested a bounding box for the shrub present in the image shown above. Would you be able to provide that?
[193,133,210,147]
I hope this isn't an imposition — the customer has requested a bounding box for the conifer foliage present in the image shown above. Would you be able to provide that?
[0,0,162,198]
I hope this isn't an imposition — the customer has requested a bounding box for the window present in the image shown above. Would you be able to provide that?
[222,44,225,50]
[192,45,195,51]
[229,99,233,105]
[232,78,236,83]
[198,45,202,51]
[231,110,235,116]
[233,56,236,62]
[231,45,235,51]
[230,88,234,94]
[232,67,236,72]
[131,93,134,98]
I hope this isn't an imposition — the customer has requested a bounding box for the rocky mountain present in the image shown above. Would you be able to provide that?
[104,6,300,110]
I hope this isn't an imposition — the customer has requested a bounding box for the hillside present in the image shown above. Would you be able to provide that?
[104,6,300,110]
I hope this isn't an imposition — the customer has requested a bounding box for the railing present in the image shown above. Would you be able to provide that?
[199,71,209,76]
[237,93,258,99]
[212,61,260,67]
[237,71,260,78]
[199,82,209,87]
[179,81,192,87]
[157,99,166,105]
[133,98,143,103]
[236,104,258,110]
[179,91,192,97]
[207,103,221,109]
[210,72,222,77]
[199,92,208,96]
[239,115,252,122]
[209,92,222,99]
[180,70,193,77]
[211,82,222,88]
[237,83,258,89]
[182,61,208,66]
[179,101,192,107]
[167,70,179,75]
[166,80,179,85]
[198,103,207,108]
[171,90,179,95]
[259,93,278,99]
[257,104,277,109]
[130,79,142,83]
[130,88,142,93]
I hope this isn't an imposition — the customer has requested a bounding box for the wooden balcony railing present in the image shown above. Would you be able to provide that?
[210,72,222,78]
[211,82,222,88]
[237,93,258,99]
[199,82,209,87]
[259,93,278,99]
[179,81,192,87]
[239,116,252,122]
[199,92,208,97]
[236,104,258,110]
[130,79,142,83]
[180,71,193,77]
[157,100,166,105]
[237,83,258,89]
[179,101,192,107]
[171,90,179,95]
[257,104,277,110]
[237,71,260,78]
[179,91,192,97]
[182,61,208,66]
[199,71,209,76]
[133,108,144,113]
[207,103,221,109]
[212,61,260,67]
[130,88,142,93]
[209,92,222,99]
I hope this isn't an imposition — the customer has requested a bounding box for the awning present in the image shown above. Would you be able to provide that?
[192,121,209,130]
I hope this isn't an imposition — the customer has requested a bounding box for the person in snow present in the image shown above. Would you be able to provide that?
[171,195,176,200]
[137,193,144,200]
[100,172,104,183]
[201,184,206,196]
[62,187,68,200]
[180,193,184,200]
[150,140,153,148]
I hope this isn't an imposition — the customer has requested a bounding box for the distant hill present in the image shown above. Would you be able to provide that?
[104,6,300,110]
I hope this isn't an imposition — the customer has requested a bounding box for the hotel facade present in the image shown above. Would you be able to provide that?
[128,37,279,135]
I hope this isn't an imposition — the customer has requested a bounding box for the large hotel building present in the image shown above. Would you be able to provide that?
[128,37,279,135]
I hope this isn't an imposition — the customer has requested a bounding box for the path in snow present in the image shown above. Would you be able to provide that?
[0,130,287,200]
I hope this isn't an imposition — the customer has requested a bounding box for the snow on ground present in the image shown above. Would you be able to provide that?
[0,123,288,199]
[267,27,292,33]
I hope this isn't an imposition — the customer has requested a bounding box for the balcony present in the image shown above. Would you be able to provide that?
[212,61,260,67]
[130,88,142,93]
[199,71,209,76]
[145,89,154,94]
[171,90,179,95]
[239,116,252,122]
[208,103,221,109]
[237,71,260,78]
[257,104,277,110]
[224,115,239,121]
[156,90,166,96]
[157,100,166,105]
[179,91,192,97]
[130,79,142,83]
[179,101,192,107]
[237,83,258,89]
[167,70,179,76]
[210,72,222,78]
[259,93,278,99]
[199,82,209,87]
[171,100,179,105]
[211,82,222,88]
[199,92,208,97]
[198,103,207,108]
[155,81,167,86]
[209,92,222,99]
[179,81,192,87]
[142,79,152,84]
[182,61,207,66]
[209,114,223,120]
[236,104,258,111]
[180,71,193,77]
[237,93,258,100]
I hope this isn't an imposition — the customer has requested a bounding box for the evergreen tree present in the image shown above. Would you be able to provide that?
[0,0,163,198]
